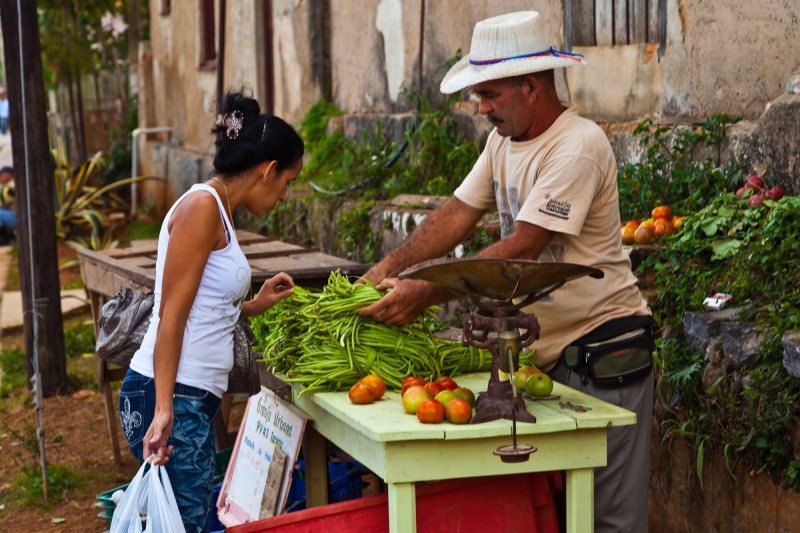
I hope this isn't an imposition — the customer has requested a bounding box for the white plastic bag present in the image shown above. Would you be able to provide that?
[110,456,186,533]
[145,460,185,532]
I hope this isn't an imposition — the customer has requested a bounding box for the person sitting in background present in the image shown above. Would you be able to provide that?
[0,166,15,245]
[0,87,8,136]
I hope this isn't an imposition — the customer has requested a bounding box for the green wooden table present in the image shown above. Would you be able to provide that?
[292,372,636,533]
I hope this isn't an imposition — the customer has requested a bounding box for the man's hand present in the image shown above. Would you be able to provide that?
[359,278,436,325]
[358,264,390,287]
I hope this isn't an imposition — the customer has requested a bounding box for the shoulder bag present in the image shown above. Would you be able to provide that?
[95,286,260,395]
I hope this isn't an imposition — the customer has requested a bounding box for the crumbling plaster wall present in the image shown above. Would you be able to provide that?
[138,1,800,215]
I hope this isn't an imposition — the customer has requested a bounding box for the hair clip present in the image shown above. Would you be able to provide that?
[219,110,244,140]
[261,119,268,142]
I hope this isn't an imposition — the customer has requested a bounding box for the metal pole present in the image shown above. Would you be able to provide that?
[130,126,171,218]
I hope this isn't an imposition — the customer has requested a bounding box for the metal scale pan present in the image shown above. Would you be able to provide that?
[400,257,604,462]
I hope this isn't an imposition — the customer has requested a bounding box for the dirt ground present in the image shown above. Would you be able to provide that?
[0,378,142,533]
[0,246,141,532]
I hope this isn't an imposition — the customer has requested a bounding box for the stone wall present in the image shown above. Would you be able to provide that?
[138,1,800,214]
[649,433,800,531]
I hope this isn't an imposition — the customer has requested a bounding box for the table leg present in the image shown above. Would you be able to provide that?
[215,396,233,450]
[565,467,594,533]
[388,482,416,533]
[302,426,328,508]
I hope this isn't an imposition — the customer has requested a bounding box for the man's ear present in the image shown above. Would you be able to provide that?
[523,75,536,96]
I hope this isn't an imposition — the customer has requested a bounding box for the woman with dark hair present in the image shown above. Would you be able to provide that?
[118,87,304,532]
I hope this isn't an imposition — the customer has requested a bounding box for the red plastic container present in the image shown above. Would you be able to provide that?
[227,472,560,533]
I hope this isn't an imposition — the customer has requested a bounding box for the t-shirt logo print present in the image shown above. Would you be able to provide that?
[539,193,571,220]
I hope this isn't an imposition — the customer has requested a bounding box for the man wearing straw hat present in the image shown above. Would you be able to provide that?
[362,11,653,533]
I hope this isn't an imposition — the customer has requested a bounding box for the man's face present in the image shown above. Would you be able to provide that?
[472,77,535,141]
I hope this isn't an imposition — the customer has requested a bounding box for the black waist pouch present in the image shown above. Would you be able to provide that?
[562,315,654,388]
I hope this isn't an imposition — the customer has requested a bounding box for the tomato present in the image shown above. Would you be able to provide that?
[348,383,376,404]
[653,218,673,237]
[358,374,386,400]
[402,375,424,387]
[525,373,554,397]
[444,399,472,424]
[625,219,641,229]
[416,399,445,424]
[434,389,458,407]
[424,381,444,397]
[620,225,635,245]
[513,365,540,391]
[453,387,476,407]
[633,225,654,245]
[401,377,427,398]
[402,386,432,414]
[651,205,673,221]
[434,376,459,391]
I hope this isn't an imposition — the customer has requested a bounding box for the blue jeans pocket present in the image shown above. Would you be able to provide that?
[119,370,153,455]
[119,388,147,451]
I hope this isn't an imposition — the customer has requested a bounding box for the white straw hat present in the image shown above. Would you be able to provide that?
[440,11,586,94]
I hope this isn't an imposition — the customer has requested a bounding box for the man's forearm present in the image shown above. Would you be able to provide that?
[375,197,485,278]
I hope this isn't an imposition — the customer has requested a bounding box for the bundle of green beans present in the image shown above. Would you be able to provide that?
[250,270,490,395]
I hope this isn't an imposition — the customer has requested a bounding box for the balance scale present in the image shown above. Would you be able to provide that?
[399,258,603,462]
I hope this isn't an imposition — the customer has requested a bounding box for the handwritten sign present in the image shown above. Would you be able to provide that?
[216,387,307,527]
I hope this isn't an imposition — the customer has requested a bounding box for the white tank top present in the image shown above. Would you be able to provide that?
[129,184,251,397]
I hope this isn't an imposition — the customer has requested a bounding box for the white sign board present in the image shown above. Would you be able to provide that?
[216,387,307,527]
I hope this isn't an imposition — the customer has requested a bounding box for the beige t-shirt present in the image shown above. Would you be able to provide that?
[454,103,650,370]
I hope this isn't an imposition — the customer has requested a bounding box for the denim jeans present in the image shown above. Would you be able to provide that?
[119,369,221,533]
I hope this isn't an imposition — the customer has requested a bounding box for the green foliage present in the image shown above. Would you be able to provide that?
[298,92,479,200]
[38,1,146,89]
[63,321,96,359]
[300,99,344,152]
[4,421,82,505]
[13,463,84,506]
[104,95,139,185]
[52,145,151,250]
[641,193,800,490]
[335,202,382,264]
[617,115,743,220]
[0,348,27,397]
[123,219,162,241]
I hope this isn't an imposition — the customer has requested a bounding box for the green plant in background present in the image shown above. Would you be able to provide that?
[0,348,27,397]
[298,91,479,200]
[51,144,148,250]
[641,193,800,490]
[63,321,96,358]
[335,202,382,264]
[617,114,743,220]
[386,91,480,197]
[3,421,83,506]
[103,94,139,187]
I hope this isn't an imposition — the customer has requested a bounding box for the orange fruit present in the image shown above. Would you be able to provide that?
[444,398,473,424]
[640,219,656,231]
[416,399,445,424]
[651,205,673,221]
[621,225,636,245]
[349,383,376,404]
[633,225,654,245]
[672,216,686,230]
[358,374,386,400]
[625,219,641,229]
[653,218,673,237]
